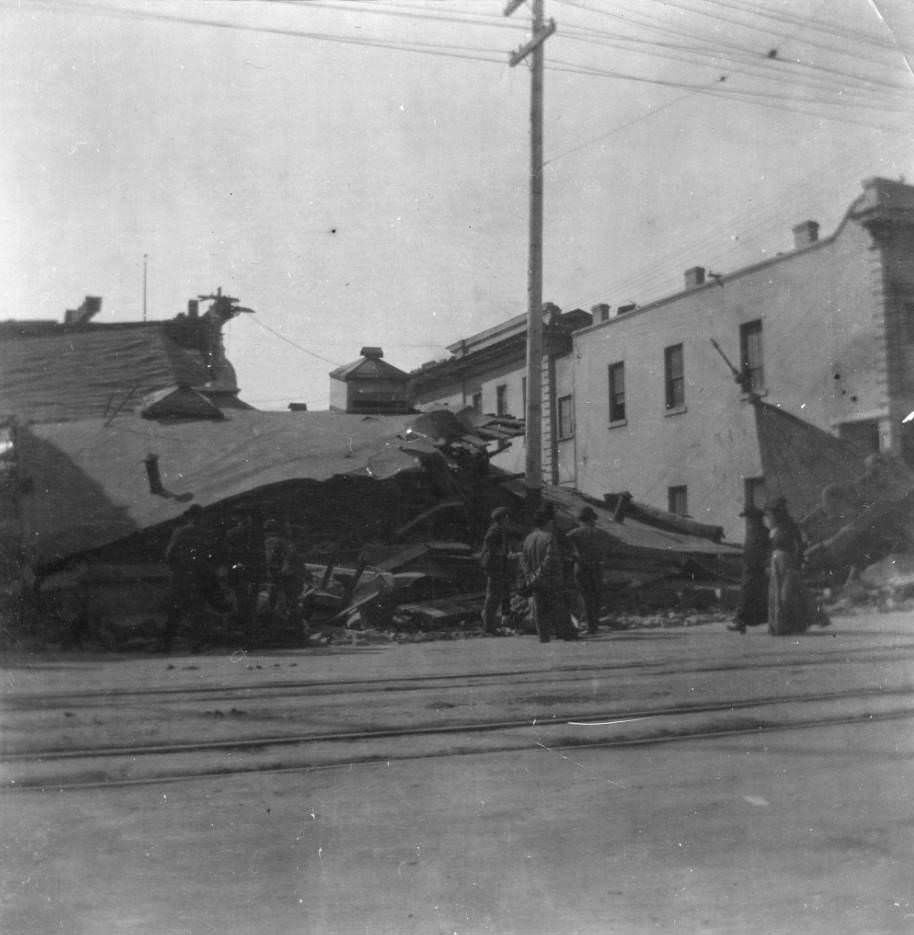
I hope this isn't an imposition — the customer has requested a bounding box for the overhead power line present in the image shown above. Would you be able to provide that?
[249,316,343,367]
[557,0,912,72]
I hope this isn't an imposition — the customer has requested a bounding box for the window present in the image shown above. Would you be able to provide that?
[471,391,482,412]
[744,477,767,512]
[668,485,688,516]
[739,320,764,393]
[608,362,626,423]
[665,344,685,410]
[496,384,508,416]
[521,376,527,413]
[557,395,574,439]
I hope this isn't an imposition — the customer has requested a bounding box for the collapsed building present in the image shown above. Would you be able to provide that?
[16,269,914,648]
[0,302,740,647]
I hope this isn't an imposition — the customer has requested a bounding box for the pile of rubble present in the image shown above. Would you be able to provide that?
[7,407,743,652]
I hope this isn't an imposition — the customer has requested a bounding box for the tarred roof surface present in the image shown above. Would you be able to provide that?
[18,410,427,568]
[0,322,240,423]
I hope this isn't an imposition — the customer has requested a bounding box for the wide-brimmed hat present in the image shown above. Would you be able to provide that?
[739,505,764,517]
[578,506,598,522]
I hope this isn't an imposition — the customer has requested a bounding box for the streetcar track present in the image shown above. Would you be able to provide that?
[5,684,913,762]
[4,643,914,710]
[7,705,914,793]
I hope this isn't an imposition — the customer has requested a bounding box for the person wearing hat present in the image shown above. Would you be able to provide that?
[520,503,574,642]
[160,505,215,652]
[480,506,513,634]
[727,503,771,633]
[764,496,825,634]
[566,505,611,634]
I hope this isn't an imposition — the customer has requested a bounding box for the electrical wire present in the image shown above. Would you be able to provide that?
[555,19,914,103]
[572,141,911,305]
[248,316,344,367]
[16,1,913,133]
[557,0,911,72]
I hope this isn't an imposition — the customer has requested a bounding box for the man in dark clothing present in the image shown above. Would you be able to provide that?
[728,504,771,633]
[225,512,266,640]
[521,504,577,642]
[264,520,310,633]
[566,505,610,634]
[161,505,213,651]
[481,506,512,634]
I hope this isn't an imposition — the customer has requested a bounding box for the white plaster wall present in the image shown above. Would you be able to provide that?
[573,218,887,539]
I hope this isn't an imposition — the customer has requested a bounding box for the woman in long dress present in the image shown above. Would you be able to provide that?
[766,498,813,635]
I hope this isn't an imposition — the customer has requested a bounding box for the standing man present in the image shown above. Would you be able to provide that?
[225,511,266,641]
[161,505,211,652]
[480,506,512,634]
[566,506,608,634]
[727,504,770,633]
[521,503,573,643]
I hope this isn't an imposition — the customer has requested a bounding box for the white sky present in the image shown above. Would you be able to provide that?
[2,0,913,409]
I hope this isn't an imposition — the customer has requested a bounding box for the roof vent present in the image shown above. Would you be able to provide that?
[360,346,384,359]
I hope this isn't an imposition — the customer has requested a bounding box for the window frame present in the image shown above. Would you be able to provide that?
[668,485,688,517]
[608,361,626,424]
[744,477,767,512]
[739,319,765,393]
[496,384,508,417]
[557,394,575,440]
[664,343,685,411]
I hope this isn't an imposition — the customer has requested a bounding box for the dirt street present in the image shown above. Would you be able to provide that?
[2,611,913,934]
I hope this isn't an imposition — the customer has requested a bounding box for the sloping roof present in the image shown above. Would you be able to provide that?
[0,324,212,423]
[0,321,246,423]
[17,410,431,568]
[753,400,875,521]
[329,355,410,382]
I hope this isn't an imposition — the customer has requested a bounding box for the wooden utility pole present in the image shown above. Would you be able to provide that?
[505,0,555,516]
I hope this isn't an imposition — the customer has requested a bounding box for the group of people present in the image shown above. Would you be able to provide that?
[481,502,612,643]
[161,506,311,652]
[728,496,829,636]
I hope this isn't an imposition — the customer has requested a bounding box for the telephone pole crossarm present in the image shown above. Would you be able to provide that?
[508,19,556,67]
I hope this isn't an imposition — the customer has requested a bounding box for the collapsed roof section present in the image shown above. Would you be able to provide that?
[752,398,914,571]
[17,410,436,569]
[14,405,740,574]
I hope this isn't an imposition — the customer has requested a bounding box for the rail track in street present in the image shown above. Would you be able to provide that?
[4,635,914,790]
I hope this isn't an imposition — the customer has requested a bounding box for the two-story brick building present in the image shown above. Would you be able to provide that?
[573,176,914,538]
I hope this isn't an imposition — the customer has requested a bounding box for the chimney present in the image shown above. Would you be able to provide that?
[591,303,611,323]
[792,220,819,249]
[187,299,199,319]
[684,267,705,289]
